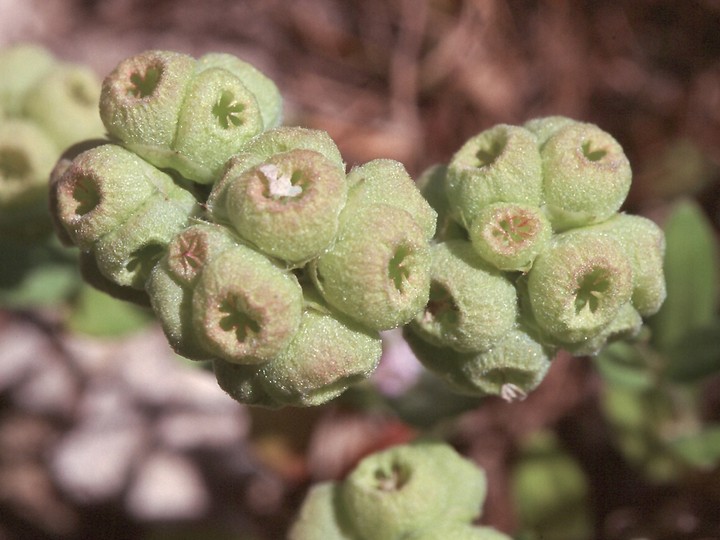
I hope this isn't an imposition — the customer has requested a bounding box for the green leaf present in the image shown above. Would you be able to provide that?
[670,425,720,469]
[67,284,153,337]
[649,200,719,352]
[593,341,654,390]
[665,320,720,383]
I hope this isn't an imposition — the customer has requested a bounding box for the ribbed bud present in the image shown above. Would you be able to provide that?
[165,222,237,286]
[415,164,467,241]
[288,483,353,540]
[23,64,104,150]
[541,122,631,230]
[312,203,431,330]
[341,442,487,540]
[192,245,303,363]
[212,359,283,408]
[589,213,666,316]
[207,126,345,222]
[346,159,437,240]
[469,202,551,272]
[258,300,381,406]
[527,228,633,343]
[171,66,263,182]
[446,125,543,227]
[561,302,642,357]
[224,149,347,264]
[523,115,576,148]
[100,50,195,161]
[78,251,151,307]
[0,44,54,116]
[93,186,198,288]
[52,144,180,250]
[196,52,283,130]
[410,240,517,353]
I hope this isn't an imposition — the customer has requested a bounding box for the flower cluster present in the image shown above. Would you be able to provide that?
[289,441,510,540]
[405,117,666,401]
[0,44,104,239]
[51,50,436,407]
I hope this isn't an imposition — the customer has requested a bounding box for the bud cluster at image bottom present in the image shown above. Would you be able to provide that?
[405,116,667,401]
[50,49,438,408]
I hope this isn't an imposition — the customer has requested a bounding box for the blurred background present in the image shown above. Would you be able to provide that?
[1,1,720,539]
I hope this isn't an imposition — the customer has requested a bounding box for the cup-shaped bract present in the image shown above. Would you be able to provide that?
[312,203,431,331]
[445,124,543,228]
[212,359,284,408]
[589,213,666,317]
[93,187,198,288]
[207,127,345,223]
[410,240,517,353]
[192,245,303,364]
[288,482,354,540]
[541,122,631,230]
[469,202,551,272]
[171,66,264,182]
[0,120,58,236]
[0,44,54,116]
[23,64,104,151]
[527,228,633,343]
[341,442,486,540]
[100,50,195,162]
[51,144,180,250]
[224,149,347,264]
[196,52,283,131]
[346,159,437,241]
[258,302,382,406]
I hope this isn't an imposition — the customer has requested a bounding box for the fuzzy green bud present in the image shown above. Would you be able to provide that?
[22,64,104,150]
[312,203,431,330]
[257,300,381,406]
[561,301,642,357]
[212,359,283,408]
[196,52,283,130]
[345,159,437,240]
[415,164,466,241]
[523,115,577,148]
[192,245,303,364]
[288,482,354,540]
[224,149,347,264]
[410,240,517,353]
[341,442,487,540]
[51,144,182,250]
[407,524,512,540]
[541,122,631,230]
[469,202,551,272]
[92,186,198,288]
[445,124,543,227]
[527,228,633,343]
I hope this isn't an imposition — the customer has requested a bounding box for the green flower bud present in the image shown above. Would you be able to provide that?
[405,327,554,401]
[170,66,264,182]
[196,52,283,130]
[93,186,198,288]
[445,124,543,227]
[415,164,466,241]
[341,442,487,540]
[212,359,284,408]
[22,64,104,150]
[523,115,577,148]
[541,122,631,230]
[52,144,181,250]
[410,240,517,353]
[312,203,431,330]
[527,228,633,343]
[589,213,666,316]
[192,245,303,363]
[0,120,58,237]
[100,50,196,164]
[164,222,237,286]
[469,202,551,272]
[0,44,54,115]
[288,482,354,540]
[207,126,345,222]
[224,149,347,264]
[345,159,437,240]
[78,251,151,307]
[561,301,642,357]
[258,299,381,406]
[406,524,512,540]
